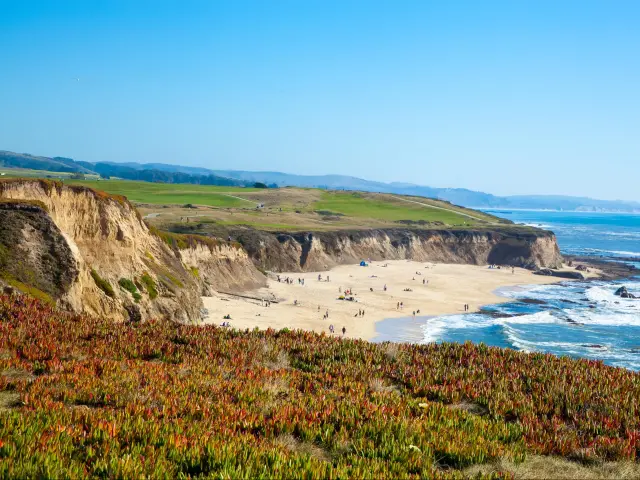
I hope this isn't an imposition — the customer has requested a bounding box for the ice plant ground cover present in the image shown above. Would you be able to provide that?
[0,294,639,478]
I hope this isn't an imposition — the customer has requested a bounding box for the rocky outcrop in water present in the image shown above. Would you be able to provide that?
[615,286,637,299]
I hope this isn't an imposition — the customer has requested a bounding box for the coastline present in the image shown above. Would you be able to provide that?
[201,260,600,341]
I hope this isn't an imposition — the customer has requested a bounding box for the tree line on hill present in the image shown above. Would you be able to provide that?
[0,151,275,188]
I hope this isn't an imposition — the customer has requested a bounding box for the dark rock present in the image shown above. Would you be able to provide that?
[575,264,588,272]
[534,269,585,280]
[615,286,637,298]
[0,203,79,299]
[478,308,519,319]
[615,286,628,297]
[125,304,142,323]
[519,298,547,305]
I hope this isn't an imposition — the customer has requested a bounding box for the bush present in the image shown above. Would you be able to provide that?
[118,278,141,303]
[90,269,114,298]
[140,273,158,300]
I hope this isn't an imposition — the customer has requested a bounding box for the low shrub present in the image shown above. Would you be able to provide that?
[118,278,141,303]
[90,269,114,298]
[140,273,158,300]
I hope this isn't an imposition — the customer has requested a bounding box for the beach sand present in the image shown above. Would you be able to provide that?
[202,260,598,342]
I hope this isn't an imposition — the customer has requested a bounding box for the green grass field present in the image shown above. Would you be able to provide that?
[63,178,496,226]
[0,167,101,180]
[65,179,258,208]
[0,172,510,229]
[313,191,479,225]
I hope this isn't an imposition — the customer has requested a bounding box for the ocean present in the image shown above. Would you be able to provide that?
[377,211,640,371]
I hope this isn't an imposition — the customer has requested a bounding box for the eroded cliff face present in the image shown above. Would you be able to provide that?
[234,228,563,272]
[178,242,265,295]
[0,180,265,322]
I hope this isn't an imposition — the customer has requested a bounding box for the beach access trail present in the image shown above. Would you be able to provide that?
[202,260,598,341]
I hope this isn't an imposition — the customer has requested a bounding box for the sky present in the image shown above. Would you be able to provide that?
[1,1,639,201]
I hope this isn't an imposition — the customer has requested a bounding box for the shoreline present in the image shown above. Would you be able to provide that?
[201,260,600,341]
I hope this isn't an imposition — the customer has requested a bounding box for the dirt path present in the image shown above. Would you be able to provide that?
[220,193,256,205]
[390,195,488,222]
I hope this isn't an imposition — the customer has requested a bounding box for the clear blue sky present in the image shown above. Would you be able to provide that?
[1,1,639,201]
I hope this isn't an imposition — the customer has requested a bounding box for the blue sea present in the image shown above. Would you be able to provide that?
[378,211,640,370]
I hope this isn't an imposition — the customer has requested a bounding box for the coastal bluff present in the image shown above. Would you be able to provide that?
[233,228,564,273]
[0,179,265,322]
[0,179,562,322]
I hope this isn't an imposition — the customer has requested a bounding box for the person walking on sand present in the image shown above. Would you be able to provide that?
[397,302,399,310]
[326,310,329,318]
[342,326,346,335]
[329,324,334,334]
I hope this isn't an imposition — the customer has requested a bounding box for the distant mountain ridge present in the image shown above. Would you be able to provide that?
[1,150,639,212]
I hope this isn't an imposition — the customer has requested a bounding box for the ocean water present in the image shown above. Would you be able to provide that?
[410,211,640,370]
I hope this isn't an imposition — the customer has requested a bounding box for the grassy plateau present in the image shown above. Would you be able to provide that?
[0,294,638,478]
[56,178,508,233]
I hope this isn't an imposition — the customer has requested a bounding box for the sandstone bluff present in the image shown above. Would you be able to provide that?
[0,179,563,322]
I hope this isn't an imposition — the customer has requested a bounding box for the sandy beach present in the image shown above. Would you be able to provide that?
[202,260,598,342]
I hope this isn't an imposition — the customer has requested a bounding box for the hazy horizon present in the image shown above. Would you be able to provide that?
[2,1,639,201]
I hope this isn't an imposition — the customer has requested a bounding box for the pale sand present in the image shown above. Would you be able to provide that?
[202,260,599,342]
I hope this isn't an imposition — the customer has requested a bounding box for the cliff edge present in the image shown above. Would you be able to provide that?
[0,179,265,322]
[232,227,563,272]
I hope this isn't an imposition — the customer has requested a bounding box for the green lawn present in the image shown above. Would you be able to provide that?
[65,179,258,208]
[312,192,478,225]
[0,167,100,180]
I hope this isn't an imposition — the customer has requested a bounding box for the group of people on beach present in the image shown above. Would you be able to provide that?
[277,275,303,285]
[328,324,346,336]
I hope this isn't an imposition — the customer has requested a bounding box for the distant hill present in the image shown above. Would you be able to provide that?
[2,150,639,212]
[209,170,640,212]
[0,151,250,188]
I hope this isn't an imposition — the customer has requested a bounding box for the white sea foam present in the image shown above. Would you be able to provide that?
[421,276,640,370]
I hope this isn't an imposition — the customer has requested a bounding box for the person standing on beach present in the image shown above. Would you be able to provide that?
[342,326,346,335]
